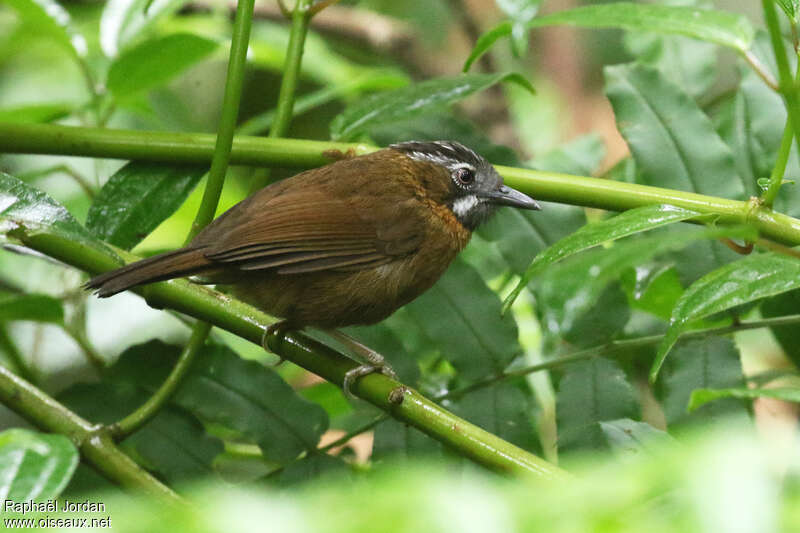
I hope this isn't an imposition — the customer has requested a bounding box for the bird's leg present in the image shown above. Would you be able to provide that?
[262,320,295,367]
[323,329,398,398]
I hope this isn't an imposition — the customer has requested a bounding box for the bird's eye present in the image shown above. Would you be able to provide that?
[453,167,475,186]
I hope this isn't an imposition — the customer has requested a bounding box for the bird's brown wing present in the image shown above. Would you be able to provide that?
[198,184,425,275]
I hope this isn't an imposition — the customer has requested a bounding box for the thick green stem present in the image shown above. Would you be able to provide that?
[14,232,565,479]
[112,322,211,438]
[0,364,181,502]
[250,0,313,193]
[763,0,800,159]
[762,61,800,207]
[3,124,800,245]
[188,0,256,240]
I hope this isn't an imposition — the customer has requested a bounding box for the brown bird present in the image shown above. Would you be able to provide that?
[86,141,540,388]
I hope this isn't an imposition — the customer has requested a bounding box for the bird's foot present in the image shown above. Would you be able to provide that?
[342,364,398,400]
[262,320,294,367]
[323,329,398,399]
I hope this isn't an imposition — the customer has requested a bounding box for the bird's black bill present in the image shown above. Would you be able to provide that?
[484,185,541,210]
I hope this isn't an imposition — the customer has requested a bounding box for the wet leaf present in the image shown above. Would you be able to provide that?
[107,33,219,99]
[86,162,206,250]
[653,253,800,382]
[464,3,754,71]
[504,204,701,311]
[0,429,78,502]
[330,72,534,141]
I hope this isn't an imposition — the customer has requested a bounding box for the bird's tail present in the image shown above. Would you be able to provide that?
[85,246,211,297]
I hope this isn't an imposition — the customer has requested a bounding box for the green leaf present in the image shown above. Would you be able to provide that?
[100,0,192,57]
[504,204,701,311]
[330,72,534,141]
[86,162,206,250]
[0,429,78,502]
[556,358,639,453]
[0,172,107,252]
[599,418,675,457]
[623,30,717,100]
[403,258,522,380]
[464,3,754,71]
[106,33,219,99]
[0,104,73,124]
[0,293,63,323]
[776,0,800,23]
[496,0,541,56]
[372,419,444,461]
[605,63,745,200]
[107,340,329,464]
[761,290,800,369]
[653,253,800,382]
[4,0,86,59]
[621,263,684,320]
[688,386,800,412]
[59,382,223,483]
[661,337,747,429]
[534,225,756,339]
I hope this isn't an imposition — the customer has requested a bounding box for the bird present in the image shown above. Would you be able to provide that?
[86,140,541,390]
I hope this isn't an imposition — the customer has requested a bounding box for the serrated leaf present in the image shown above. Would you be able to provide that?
[0,429,78,502]
[776,0,800,23]
[504,204,701,311]
[0,104,73,124]
[653,253,800,382]
[605,63,745,200]
[175,345,328,463]
[59,382,223,483]
[557,358,639,453]
[0,172,107,252]
[0,293,63,323]
[86,162,206,250]
[4,0,86,59]
[106,340,329,464]
[688,386,800,412]
[661,338,747,429]
[534,225,756,339]
[107,33,219,99]
[330,72,534,141]
[464,3,754,71]
[403,258,521,380]
[100,0,192,57]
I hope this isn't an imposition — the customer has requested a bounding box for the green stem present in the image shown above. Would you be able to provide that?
[15,233,566,479]
[61,325,105,370]
[112,322,211,438]
[4,123,800,245]
[442,313,800,400]
[762,0,800,159]
[188,0,256,240]
[762,61,800,207]
[0,364,181,502]
[250,0,314,193]
[0,325,38,384]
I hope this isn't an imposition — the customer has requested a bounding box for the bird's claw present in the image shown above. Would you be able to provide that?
[342,364,398,400]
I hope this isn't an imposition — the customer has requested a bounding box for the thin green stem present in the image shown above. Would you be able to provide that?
[187,0,256,240]
[249,0,314,193]
[0,364,181,501]
[762,0,800,159]
[4,124,800,245]
[61,325,105,370]
[0,325,38,384]
[112,322,211,439]
[763,59,800,207]
[441,313,800,400]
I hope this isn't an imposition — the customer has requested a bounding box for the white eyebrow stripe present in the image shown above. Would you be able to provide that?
[448,162,476,172]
